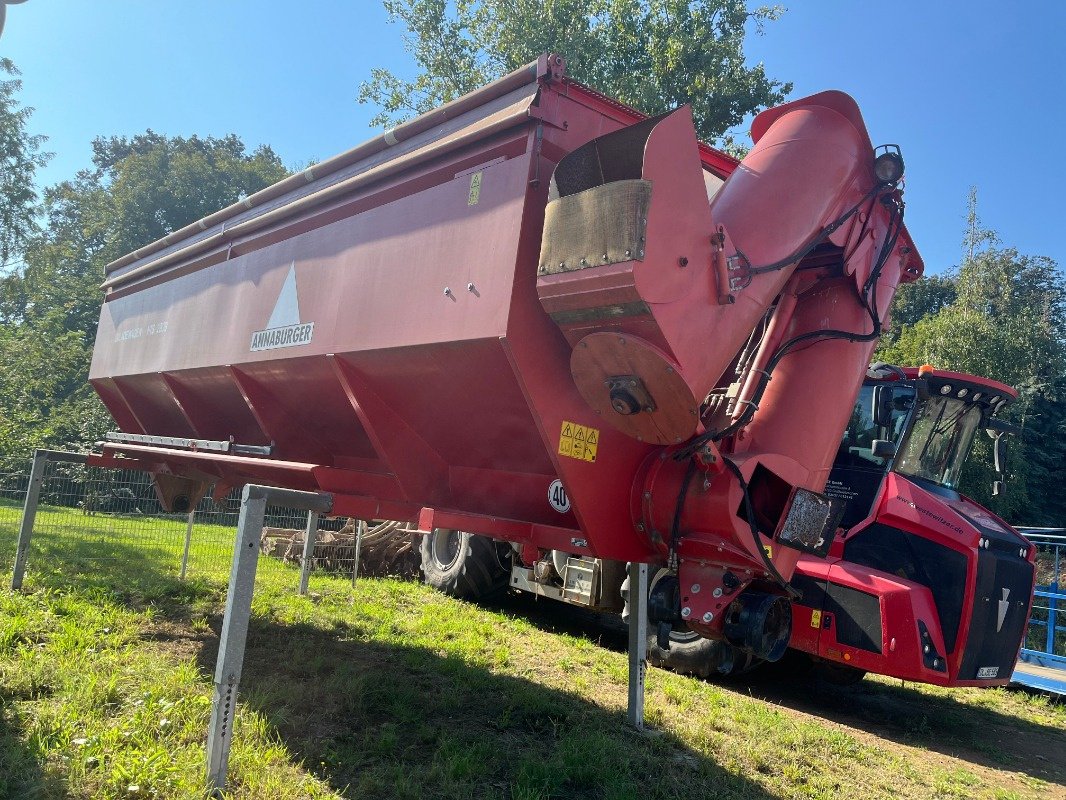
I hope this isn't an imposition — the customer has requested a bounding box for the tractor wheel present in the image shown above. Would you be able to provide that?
[419,528,510,599]
[623,566,762,679]
[647,625,757,679]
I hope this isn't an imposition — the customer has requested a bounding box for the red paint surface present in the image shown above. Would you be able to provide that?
[88,66,921,587]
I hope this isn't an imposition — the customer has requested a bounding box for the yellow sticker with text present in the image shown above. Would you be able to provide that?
[763,544,772,560]
[810,609,822,628]
[468,171,482,205]
[559,420,599,463]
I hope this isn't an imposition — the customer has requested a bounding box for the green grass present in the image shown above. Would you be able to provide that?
[0,502,1064,799]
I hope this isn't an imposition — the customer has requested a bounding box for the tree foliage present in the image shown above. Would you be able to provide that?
[359,0,792,145]
[0,58,50,265]
[0,133,287,470]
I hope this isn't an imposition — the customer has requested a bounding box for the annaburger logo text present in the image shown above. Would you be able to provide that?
[250,322,314,352]
[250,262,315,352]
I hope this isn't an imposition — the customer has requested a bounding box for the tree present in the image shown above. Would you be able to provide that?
[880,274,957,348]
[0,133,288,470]
[359,0,791,146]
[0,57,50,265]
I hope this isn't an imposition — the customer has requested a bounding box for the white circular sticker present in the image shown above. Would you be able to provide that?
[548,479,571,513]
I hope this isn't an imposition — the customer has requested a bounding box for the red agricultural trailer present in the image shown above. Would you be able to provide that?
[86,54,1034,688]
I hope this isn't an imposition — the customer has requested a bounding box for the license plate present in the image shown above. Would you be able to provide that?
[977,666,999,679]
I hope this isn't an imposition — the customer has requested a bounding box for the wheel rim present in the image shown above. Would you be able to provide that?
[430,528,462,569]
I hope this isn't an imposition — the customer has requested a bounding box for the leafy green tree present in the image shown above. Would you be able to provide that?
[881,274,957,348]
[0,57,50,265]
[359,0,791,146]
[0,133,288,470]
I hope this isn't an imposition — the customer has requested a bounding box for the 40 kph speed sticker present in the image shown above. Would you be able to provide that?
[548,479,571,513]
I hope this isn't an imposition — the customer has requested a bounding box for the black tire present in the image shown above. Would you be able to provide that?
[419,528,510,599]
[648,625,763,679]
[624,567,762,680]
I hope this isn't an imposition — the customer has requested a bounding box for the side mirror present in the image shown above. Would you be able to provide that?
[993,433,1006,474]
[871,385,894,428]
[871,439,896,459]
[987,429,1008,496]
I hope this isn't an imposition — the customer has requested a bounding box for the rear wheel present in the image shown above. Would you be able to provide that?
[648,624,761,679]
[623,567,762,679]
[419,528,510,599]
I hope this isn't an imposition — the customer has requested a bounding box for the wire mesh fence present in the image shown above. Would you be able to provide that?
[1024,532,1065,659]
[0,459,421,594]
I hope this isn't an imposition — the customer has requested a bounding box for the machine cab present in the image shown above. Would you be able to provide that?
[826,364,1015,528]
[793,364,1035,686]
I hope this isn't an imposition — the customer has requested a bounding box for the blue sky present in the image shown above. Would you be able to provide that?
[4,1,1064,275]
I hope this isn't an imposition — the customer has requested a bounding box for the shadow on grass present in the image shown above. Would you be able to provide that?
[0,694,72,799]
[490,591,1066,787]
[195,616,778,800]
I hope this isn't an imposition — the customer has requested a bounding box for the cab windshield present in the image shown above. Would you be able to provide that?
[894,395,984,490]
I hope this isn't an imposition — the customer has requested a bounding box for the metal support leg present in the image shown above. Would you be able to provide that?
[206,484,331,794]
[207,485,264,793]
[179,511,195,581]
[627,561,649,730]
[352,519,365,586]
[298,511,319,596]
[11,450,46,590]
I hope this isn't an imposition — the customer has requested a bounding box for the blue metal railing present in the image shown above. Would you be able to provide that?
[1016,529,1066,673]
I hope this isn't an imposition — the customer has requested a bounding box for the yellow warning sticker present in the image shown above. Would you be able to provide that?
[810,609,822,629]
[559,420,599,463]
[763,544,773,560]
[468,171,482,205]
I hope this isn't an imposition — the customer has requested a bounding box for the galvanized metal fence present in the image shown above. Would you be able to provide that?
[0,459,380,590]
[1022,530,1066,664]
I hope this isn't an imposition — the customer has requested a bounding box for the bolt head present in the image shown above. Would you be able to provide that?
[702,612,714,623]
[680,607,691,619]
[712,587,723,598]
[690,583,701,594]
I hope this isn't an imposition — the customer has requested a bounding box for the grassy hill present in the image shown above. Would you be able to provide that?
[0,502,1063,798]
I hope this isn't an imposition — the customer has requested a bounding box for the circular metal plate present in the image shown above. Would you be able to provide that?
[570,332,699,444]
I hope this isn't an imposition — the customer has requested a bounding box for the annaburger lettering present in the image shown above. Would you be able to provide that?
[249,322,314,352]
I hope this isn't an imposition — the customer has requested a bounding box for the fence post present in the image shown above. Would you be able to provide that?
[179,511,195,581]
[11,449,47,590]
[297,510,319,596]
[206,484,331,794]
[352,519,366,586]
[626,561,648,730]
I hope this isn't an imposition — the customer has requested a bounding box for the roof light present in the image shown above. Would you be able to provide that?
[940,385,953,395]
[918,364,934,377]
[957,388,968,398]
[874,145,905,184]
